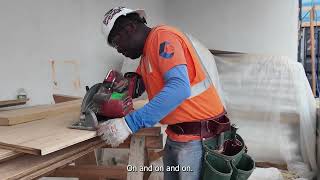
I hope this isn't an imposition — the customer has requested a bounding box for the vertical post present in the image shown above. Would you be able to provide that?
[127,136,145,180]
[310,6,316,95]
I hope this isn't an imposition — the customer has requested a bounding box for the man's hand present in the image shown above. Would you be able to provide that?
[96,117,132,147]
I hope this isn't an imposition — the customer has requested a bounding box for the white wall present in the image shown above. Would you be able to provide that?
[0,0,299,105]
[0,0,166,105]
[164,0,299,60]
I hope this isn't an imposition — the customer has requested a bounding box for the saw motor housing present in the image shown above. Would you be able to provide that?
[69,70,145,130]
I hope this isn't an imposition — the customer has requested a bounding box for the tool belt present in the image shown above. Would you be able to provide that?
[202,131,255,180]
[167,114,231,139]
[167,114,255,180]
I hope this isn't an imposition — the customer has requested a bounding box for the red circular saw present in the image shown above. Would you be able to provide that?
[69,69,144,131]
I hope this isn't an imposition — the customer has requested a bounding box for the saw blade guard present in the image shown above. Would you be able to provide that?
[81,83,102,114]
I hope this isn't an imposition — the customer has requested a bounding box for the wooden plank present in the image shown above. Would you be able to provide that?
[75,151,98,166]
[0,144,39,155]
[0,98,145,126]
[127,136,145,180]
[20,143,106,180]
[143,135,163,149]
[135,127,161,137]
[0,114,161,155]
[0,134,161,180]
[75,151,101,180]
[143,146,151,180]
[103,135,163,149]
[50,165,127,179]
[0,98,160,155]
[147,149,164,163]
[0,99,29,108]
[0,137,104,180]
[0,149,23,163]
[0,111,96,155]
[0,99,81,126]
[53,94,82,103]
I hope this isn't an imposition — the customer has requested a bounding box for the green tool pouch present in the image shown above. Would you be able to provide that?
[203,151,233,180]
[231,153,255,180]
[202,131,255,180]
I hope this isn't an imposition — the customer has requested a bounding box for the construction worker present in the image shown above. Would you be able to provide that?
[98,7,228,180]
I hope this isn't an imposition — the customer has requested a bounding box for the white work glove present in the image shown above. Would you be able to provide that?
[96,117,132,147]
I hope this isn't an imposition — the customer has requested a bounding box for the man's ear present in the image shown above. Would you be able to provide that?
[125,22,137,33]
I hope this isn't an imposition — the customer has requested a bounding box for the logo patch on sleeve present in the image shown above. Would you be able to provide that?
[159,41,174,59]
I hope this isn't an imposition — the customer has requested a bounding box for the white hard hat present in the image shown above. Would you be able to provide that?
[102,7,146,46]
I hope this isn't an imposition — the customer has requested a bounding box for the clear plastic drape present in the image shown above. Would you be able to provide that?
[213,54,317,179]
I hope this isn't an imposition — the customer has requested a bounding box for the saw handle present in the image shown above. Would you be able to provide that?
[124,72,145,99]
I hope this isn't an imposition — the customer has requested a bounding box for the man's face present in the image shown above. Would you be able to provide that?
[110,23,142,59]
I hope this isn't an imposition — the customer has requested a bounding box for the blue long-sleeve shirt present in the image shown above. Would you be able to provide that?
[124,64,191,132]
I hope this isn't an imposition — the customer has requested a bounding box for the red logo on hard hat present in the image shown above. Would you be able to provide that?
[103,7,125,26]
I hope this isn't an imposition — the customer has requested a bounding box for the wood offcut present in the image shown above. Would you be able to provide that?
[0,99,29,108]
[0,99,81,126]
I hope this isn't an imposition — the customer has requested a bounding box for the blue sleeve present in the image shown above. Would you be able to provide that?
[124,64,191,133]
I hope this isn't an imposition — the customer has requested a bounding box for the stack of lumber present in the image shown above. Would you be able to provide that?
[0,137,105,180]
[0,149,22,163]
[0,99,96,155]
[0,99,81,126]
[0,97,164,180]
[0,99,152,156]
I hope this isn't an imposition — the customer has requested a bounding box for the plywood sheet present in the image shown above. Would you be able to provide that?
[0,137,104,180]
[0,99,81,126]
[0,149,22,163]
[0,100,159,156]
[0,133,161,180]
[0,111,96,155]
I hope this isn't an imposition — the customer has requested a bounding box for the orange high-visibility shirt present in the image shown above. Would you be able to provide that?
[137,25,225,142]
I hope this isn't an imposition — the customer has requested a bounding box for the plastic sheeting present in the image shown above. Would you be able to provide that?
[213,54,317,179]
[248,167,284,180]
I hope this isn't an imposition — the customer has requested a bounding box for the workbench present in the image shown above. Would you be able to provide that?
[0,127,163,180]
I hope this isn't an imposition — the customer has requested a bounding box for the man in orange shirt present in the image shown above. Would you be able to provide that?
[98,7,229,180]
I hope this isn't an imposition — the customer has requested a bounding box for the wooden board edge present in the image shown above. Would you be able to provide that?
[0,143,40,155]
[0,151,23,163]
[8,138,104,179]
[53,94,82,104]
[102,135,163,149]
[135,127,161,137]
[0,99,29,108]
